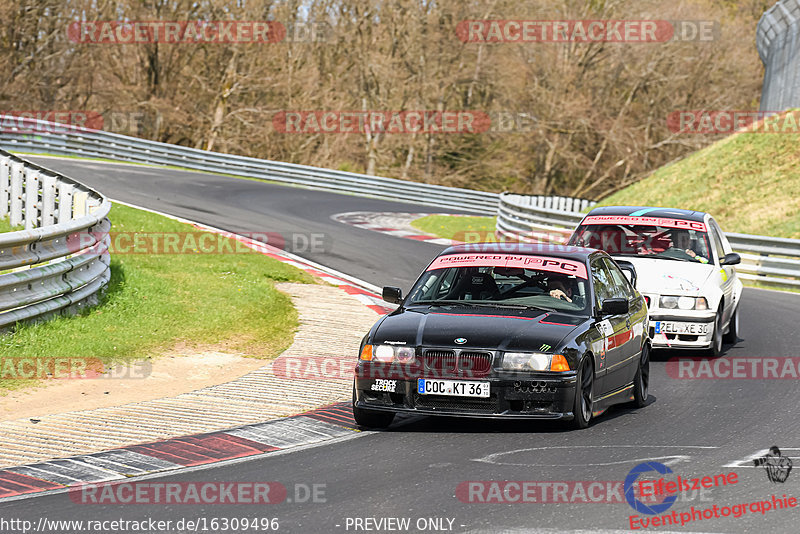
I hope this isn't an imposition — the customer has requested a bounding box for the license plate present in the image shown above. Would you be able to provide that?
[654,321,709,335]
[417,378,490,398]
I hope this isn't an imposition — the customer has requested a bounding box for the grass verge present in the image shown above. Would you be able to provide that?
[597,127,800,238]
[0,217,23,232]
[0,203,315,391]
[411,214,496,241]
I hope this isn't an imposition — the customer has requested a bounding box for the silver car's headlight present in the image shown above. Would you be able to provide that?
[659,296,708,310]
[502,352,552,371]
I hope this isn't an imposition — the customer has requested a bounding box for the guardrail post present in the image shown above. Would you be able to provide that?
[9,161,22,227]
[58,182,74,223]
[0,156,9,219]
[24,168,40,230]
[72,190,88,219]
[41,174,57,226]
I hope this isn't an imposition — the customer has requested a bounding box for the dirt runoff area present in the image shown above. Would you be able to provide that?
[0,346,266,421]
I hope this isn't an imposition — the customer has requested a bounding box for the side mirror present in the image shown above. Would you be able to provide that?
[721,252,741,266]
[382,286,403,304]
[614,260,638,288]
[601,298,629,316]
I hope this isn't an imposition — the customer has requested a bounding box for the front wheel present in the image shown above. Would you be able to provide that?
[571,358,594,429]
[352,387,395,429]
[723,305,738,344]
[632,344,650,408]
[707,310,723,357]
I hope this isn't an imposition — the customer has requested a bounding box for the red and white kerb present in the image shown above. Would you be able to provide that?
[426,253,588,279]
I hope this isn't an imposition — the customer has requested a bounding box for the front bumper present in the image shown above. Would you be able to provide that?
[354,369,578,420]
[647,311,716,349]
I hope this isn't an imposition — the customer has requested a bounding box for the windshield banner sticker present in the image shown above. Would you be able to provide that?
[426,253,588,278]
[582,215,707,232]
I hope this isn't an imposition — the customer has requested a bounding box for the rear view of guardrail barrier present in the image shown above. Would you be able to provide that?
[0,149,111,331]
[496,193,800,290]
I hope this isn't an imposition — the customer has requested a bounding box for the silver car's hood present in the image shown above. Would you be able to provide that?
[615,256,714,295]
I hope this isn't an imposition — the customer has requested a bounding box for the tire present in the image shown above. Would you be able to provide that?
[352,386,395,429]
[632,344,650,408]
[723,305,738,344]
[707,310,723,357]
[571,358,594,429]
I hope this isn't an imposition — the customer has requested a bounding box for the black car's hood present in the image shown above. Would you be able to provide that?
[373,306,586,352]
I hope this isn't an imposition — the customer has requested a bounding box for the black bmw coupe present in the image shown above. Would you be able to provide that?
[352,243,651,429]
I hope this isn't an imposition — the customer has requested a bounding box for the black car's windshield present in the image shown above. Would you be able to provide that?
[570,221,712,264]
[405,253,591,314]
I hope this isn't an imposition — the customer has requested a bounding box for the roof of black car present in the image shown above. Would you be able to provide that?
[440,242,598,261]
[583,205,707,222]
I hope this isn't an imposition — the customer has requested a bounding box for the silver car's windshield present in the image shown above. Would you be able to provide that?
[571,224,712,264]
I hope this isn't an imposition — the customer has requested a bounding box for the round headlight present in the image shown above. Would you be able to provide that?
[395,347,416,363]
[503,353,528,370]
[660,296,679,309]
[502,352,551,371]
[678,296,695,310]
[373,345,394,362]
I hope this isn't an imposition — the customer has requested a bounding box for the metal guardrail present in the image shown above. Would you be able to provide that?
[2,117,797,291]
[757,0,800,112]
[0,117,499,214]
[0,149,111,331]
[497,193,800,290]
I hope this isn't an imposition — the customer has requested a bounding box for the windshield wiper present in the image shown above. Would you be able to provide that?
[652,255,695,263]
[412,300,554,312]
[412,300,491,307]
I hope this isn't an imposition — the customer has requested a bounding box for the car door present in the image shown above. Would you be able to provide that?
[590,258,627,395]
[708,218,735,323]
[603,258,646,388]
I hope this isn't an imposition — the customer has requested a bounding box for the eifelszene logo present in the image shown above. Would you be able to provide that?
[624,462,678,515]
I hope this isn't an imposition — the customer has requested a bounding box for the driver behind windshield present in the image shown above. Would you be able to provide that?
[670,229,709,263]
[546,274,586,309]
[547,275,574,302]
